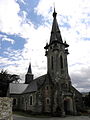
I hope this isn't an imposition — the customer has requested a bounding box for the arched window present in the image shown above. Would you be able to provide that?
[64,58,67,67]
[22,97,24,104]
[30,95,33,105]
[13,98,16,106]
[60,55,63,69]
[46,98,50,105]
[46,85,49,90]
[51,56,53,70]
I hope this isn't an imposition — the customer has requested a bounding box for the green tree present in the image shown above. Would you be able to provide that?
[0,70,20,96]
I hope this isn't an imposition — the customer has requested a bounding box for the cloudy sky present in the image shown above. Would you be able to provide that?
[0,0,90,92]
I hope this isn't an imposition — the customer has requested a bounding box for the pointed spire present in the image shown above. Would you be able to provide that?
[44,8,69,50]
[25,62,33,84]
[27,63,32,74]
[50,8,63,44]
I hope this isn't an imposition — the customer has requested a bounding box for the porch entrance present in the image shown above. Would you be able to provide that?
[64,97,73,115]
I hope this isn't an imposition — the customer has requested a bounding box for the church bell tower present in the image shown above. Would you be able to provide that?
[44,8,70,84]
[25,63,33,84]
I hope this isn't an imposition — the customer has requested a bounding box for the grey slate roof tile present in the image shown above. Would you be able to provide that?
[9,83,28,94]
[23,74,47,93]
[23,80,37,93]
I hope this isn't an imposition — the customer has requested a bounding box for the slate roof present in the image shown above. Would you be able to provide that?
[23,80,38,93]
[9,83,28,94]
[23,74,47,94]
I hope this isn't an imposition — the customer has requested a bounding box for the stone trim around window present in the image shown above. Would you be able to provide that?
[46,98,50,105]
[29,95,33,105]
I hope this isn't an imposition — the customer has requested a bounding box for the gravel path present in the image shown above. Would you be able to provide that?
[13,115,90,120]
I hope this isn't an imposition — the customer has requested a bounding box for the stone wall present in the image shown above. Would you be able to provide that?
[0,97,13,120]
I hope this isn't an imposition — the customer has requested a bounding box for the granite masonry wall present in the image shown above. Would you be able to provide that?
[0,97,13,120]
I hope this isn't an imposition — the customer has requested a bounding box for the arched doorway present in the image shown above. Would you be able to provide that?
[64,97,73,115]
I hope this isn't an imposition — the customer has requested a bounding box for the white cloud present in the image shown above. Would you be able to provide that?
[0,0,20,34]
[0,0,37,76]
[0,0,31,35]
[17,0,26,4]
[21,24,50,77]
[3,37,15,44]
[0,35,15,44]
[70,66,90,92]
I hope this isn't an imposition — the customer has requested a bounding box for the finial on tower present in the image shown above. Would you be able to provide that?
[27,62,32,74]
[53,4,57,18]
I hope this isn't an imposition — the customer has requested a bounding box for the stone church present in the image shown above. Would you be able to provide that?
[8,9,83,116]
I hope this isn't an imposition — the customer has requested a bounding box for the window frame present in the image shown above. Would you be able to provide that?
[46,98,50,105]
[51,56,53,70]
[29,95,33,105]
[60,55,63,69]
[13,98,17,106]
[22,96,24,104]
[46,85,49,90]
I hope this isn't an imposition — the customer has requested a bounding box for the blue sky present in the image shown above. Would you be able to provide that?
[0,0,90,92]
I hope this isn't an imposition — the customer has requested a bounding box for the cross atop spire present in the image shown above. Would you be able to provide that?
[53,7,57,18]
[27,63,32,74]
